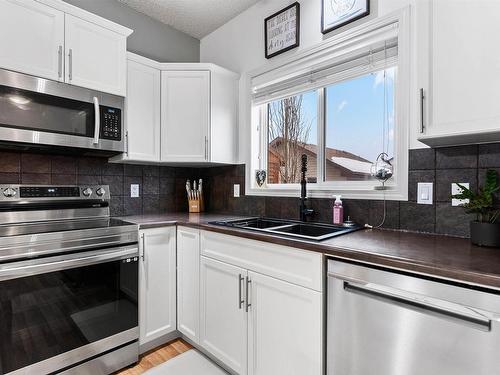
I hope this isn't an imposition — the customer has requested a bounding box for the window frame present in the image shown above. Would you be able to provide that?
[245,8,411,200]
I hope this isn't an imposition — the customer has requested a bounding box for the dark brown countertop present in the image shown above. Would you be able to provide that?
[118,213,500,290]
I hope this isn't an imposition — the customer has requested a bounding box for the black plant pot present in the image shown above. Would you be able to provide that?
[470,221,500,247]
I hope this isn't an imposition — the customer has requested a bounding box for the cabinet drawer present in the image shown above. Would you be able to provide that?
[201,230,323,291]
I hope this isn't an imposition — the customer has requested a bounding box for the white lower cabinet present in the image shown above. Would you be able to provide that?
[200,256,248,375]
[198,230,324,375]
[139,227,176,345]
[247,271,323,375]
[177,226,201,344]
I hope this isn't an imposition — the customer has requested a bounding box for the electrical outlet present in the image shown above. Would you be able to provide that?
[233,184,240,198]
[417,182,433,205]
[130,184,140,198]
[451,183,469,206]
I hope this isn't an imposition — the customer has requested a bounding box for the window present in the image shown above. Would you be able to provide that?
[249,10,409,199]
[324,67,395,182]
[261,67,396,187]
[267,91,318,184]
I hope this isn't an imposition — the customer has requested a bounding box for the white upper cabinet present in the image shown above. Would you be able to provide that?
[0,0,64,81]
[0,0,131,96]
[112,54,161,162]
[65,14,127,96]
[161,70,210,162]
[418,0,500,146]
[161,64,239,164]
[139,227,177,346]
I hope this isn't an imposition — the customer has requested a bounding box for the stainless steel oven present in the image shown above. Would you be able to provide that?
[0,68,124,153]
[0,185,139,375]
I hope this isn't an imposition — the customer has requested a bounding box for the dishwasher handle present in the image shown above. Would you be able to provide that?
[343,281,492,332]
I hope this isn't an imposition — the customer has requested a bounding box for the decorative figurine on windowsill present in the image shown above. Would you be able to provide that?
[371,152,393,190]
[255,170,267,188]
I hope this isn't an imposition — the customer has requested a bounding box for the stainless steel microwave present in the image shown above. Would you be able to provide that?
[0,68,124,153]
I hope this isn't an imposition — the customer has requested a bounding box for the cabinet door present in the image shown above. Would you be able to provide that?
[247,271,323,375]
[161,71,210,162]
[424,0,500,136]
[139,227,177,345]
[125,60,161,161]
[177,227,200,344]
[200,256,247,375]
[65,14,126,96]
[0,0,64,81]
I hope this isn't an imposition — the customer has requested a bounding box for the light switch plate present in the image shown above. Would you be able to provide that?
[417,182,433,205]
[452,183,469,206]
[130,184,140,198]
[233,184,240,198]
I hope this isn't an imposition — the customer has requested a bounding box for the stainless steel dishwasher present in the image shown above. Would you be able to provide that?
[327,259,500,375]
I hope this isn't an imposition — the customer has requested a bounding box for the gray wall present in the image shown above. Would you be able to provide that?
[63,0,200,62]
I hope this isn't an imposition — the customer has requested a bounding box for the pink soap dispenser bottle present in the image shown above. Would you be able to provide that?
[333,195,344,225]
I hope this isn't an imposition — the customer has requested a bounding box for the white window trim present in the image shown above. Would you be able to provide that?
[244,7,411,201]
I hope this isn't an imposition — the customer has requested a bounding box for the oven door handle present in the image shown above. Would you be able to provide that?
[93,96,100,145]
[0,245,138,281]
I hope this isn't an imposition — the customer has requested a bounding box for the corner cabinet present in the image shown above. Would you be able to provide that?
[112,61,239,164]
[139,227,177,346]
[160,65,239,164]
[417,0,500,147]
[0,0,132,96]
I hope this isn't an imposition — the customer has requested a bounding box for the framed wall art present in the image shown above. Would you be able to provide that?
[265,2,300,59]
[321,0,370,34]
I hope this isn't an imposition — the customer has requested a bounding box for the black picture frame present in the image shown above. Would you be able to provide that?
[265,2,300,59]
[321,0,370,34]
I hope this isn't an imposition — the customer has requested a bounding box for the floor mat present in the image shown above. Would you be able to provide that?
[144,349,228,375]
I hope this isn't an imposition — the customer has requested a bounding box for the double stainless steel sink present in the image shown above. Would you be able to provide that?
[210,218,361,241]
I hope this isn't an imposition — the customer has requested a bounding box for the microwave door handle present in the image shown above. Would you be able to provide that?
[93,96,100,145]
[0,246,138,281]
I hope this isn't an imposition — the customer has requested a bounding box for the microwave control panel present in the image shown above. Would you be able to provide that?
[100,106,121,141]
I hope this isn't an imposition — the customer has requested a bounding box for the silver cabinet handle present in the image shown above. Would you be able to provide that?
[204,136,208,161]
[420,88,425,133]
[140,233,145,262]
[344,281,491,332]
[245,276,252,312]
[58,45,63,79]
[125,130,129,156]
[93,96,100,145]
[68,48,73,81]
[238,274,244,309]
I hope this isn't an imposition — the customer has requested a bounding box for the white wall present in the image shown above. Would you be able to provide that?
[200,0,424,163]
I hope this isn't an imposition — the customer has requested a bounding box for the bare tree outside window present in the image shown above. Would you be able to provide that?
[268,95,313,184]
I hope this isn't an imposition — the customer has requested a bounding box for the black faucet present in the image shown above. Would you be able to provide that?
[300,154,315,222]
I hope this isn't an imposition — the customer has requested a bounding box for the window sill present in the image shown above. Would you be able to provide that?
[245,184,407,201]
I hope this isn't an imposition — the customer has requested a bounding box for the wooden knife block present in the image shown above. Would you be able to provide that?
[188,197,204,213]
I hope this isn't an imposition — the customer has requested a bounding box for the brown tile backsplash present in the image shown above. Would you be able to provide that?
[0,143,498,238]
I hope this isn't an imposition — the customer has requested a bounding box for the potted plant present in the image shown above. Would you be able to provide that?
[451,169,500,247]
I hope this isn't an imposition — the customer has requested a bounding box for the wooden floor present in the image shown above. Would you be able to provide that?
[115,339,193,375]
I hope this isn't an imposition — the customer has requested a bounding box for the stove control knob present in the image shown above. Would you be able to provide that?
[82,188,93,197]
[3,187,16,197]
[96,187,106,197]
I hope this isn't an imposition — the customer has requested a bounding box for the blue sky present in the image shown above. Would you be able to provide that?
[297,68,395,163]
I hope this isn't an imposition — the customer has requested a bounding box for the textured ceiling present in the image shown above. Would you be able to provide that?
[116,0,261,39]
